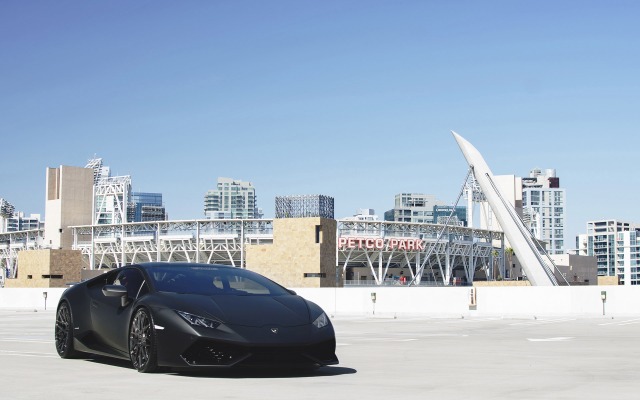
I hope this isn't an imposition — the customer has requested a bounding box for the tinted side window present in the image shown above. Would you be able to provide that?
[114,268,146,299]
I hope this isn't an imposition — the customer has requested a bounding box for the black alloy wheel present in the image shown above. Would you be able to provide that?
[129,308,158,373]
[55,302,77,358]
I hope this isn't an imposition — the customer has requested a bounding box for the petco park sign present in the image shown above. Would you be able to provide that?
[338,237,425,251]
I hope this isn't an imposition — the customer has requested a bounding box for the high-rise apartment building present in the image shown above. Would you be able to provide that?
[521,168,566,255]
[4,212,42,232]
[0,198,16,233]
[478,168,566,254]
[342,209,379,222]
[85,157,110,185]
[577,220,640,285]
[384,193,466,225]
[0,198,15,217]
[204,177,262,219]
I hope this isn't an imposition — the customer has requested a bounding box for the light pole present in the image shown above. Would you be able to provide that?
[600,291,607,316]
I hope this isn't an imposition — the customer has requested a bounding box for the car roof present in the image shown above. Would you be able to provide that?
[134,262,236,270]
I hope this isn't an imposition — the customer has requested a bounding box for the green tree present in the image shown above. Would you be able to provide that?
[505,247,514,279]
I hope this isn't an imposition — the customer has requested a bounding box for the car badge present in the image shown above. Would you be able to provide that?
[270,327,279,334]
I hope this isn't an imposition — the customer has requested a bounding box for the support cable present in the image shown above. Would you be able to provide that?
[411,168,474,285]
[484,173,566,286]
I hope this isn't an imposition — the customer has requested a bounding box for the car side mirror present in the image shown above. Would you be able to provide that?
[102,284,130,307]
[288,289,297,295]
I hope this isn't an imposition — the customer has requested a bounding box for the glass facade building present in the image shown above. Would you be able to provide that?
[127,192,166,222]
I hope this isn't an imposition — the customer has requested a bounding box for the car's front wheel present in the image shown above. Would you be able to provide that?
[55,301,78,358]
[129,308,159,373]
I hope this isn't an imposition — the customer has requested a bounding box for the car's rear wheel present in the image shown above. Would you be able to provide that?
[55,302,78,358]
[129,308,158,373]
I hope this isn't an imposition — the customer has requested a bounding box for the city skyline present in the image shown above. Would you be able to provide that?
[2,1,640,247]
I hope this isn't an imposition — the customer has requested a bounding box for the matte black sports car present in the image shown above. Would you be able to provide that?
[54,262,338,372]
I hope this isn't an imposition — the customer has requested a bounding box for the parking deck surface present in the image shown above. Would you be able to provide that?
[1,309,639,400]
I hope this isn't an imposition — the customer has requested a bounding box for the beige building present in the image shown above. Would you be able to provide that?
[246,217,341,288]
[549,254,597,285]
[4,165,93,288]
[4,249,82,288]
[44,165,94,249]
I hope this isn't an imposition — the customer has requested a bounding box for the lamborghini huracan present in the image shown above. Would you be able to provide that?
[54,262,338,372]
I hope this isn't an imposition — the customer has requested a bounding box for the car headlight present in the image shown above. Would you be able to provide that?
[175,310,221,329]
[312,312,329,329]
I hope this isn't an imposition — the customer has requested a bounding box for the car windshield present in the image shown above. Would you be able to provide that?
[146,265,291,296]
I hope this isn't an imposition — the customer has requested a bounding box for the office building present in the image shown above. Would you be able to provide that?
[384,193,466,225]
[384,193,444,223]
[127,192,167,222]
[204,177,262,219]
[434,205,467,226]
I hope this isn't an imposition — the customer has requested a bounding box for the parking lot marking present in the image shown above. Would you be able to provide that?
[459,317,504,323]
[0,338,53,344]
[0,350,58,358]
[527,337,574,342]
[598,318,640,326]
[510,317,576,326]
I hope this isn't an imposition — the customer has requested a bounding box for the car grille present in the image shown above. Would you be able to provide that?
[181,338,337,367]
[181,341,248,366]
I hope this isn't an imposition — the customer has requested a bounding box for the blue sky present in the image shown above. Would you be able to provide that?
[1,1,639,247]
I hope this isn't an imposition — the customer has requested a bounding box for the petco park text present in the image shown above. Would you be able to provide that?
[338,237,425,251]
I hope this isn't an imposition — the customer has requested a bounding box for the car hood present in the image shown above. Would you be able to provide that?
[159,293,311,327]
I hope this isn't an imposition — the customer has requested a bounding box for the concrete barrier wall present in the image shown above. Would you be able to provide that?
[1,286,636,318]
[293,286,638,318]
[0,288,68,311]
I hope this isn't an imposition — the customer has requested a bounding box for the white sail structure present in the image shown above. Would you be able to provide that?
[452,131,558,286]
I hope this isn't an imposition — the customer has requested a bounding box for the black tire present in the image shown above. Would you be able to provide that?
[55,302,78,358]
[129,308,159,373]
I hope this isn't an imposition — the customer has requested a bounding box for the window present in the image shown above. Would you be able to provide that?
[150,266,289,296]
[114,268,146,300]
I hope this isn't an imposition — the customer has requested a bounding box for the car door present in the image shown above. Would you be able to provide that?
[90,268,146,355]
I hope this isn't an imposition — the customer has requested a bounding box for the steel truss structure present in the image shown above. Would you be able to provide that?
[94,176,131,225]
[71,219,274,269]
[0,218,504,288]
[338,220,504,286]
[0,229,44,283]
[275,195,334,219]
